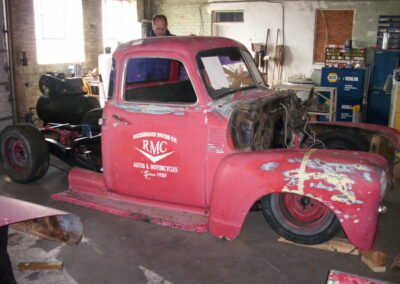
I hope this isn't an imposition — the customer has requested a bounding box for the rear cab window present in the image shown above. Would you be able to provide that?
[123,57,196,104]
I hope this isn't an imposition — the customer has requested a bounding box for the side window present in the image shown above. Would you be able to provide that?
[124,58,197,104]
[126,58,170,84]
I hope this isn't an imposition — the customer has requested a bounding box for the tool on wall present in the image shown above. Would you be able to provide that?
[272,28,285,85]
[252,43,265,72]
[263,28,270,74]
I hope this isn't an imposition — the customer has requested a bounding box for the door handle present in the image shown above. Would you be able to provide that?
[112,114,130,125]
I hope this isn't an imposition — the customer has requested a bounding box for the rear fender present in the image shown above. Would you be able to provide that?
[209,149,387,250]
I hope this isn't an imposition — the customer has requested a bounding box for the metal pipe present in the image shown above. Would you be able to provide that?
[2,0,17,124]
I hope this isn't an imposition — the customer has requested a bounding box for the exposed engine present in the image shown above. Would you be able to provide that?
[230,91,313,151]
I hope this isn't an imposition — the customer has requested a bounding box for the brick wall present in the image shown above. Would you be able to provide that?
[9,0,204,121]
[9,0,103,121]
[0,1,13,129]
[82,0,104,72]
[156,0,210,36]
[10,0,41,119]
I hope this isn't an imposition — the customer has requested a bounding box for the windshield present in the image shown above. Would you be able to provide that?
[197,47,266,100]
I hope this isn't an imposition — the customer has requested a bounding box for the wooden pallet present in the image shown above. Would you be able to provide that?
[278,237,388,272]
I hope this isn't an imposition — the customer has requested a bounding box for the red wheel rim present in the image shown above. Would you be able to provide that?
[4,137,28,171]
[280,193,331,229]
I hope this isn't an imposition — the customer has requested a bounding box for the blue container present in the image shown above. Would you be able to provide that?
[321,67,366,121]
[82,124,93,138]
[336,97,362,122]
[371,50,400,89]
[367,89,392,125]
[366,50,400,125]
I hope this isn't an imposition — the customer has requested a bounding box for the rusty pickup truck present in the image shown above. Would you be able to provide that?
[1,36,399,250]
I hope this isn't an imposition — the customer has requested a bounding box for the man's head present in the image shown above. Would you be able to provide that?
[152,15,168,36]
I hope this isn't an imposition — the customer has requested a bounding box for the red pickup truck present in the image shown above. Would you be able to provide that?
[1,37,399,250]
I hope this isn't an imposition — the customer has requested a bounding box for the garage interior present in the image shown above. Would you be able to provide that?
[0,0,400,283]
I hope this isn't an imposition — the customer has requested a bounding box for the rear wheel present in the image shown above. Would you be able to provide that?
[0,124,49,183]
[261,193,340,245]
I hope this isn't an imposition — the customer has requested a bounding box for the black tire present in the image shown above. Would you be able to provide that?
[39,75,55,97]
[82,97,101,115]
[318,132,369,151]
[82,108,103,134]
[82,108,102,127]
[0,124,50,183]
[261,193,340,245]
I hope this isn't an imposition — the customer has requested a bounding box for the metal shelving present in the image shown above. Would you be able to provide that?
[273,84,337,121]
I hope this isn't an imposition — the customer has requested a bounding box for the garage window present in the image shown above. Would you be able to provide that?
[33,0,85,64]
[102,0,141,51]
[215,11,244,23]
[314,10,354,63]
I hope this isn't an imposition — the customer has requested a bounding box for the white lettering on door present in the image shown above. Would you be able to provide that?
[132,132,179,180]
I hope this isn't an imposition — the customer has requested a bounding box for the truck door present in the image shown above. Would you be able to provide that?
[102,57,207,208]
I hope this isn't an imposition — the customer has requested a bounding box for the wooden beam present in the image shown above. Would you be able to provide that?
[361,250,387,273]
[277,237,359,255]
[18,262,63,271]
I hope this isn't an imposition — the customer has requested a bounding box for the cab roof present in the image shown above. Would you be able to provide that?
[114,36,246,57]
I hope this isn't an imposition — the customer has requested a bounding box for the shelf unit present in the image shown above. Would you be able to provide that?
[273,84,337,121]
[377,15,400,50]
[325,47,366,68]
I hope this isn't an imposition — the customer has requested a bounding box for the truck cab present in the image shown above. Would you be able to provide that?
[101,38,266,209]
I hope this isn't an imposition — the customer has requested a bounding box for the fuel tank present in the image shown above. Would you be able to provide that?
[36,94,100,124]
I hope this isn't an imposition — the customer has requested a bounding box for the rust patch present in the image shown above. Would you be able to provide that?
[260,162,280,171]
[282,150,370,205]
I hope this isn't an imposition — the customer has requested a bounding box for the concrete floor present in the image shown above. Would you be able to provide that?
[1,162,400,284]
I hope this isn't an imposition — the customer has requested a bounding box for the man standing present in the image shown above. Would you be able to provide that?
[148,14,174,37]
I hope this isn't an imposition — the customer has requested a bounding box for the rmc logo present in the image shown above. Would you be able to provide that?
[143,140,168,155]
[132,132,177,163]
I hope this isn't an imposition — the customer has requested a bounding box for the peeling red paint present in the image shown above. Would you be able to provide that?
[326,270,389,284]
[0,196,82,244]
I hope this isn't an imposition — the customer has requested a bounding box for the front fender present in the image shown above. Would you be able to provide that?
[209,148,387,250]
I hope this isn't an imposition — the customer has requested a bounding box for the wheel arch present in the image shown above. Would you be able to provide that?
[208,149,385,250]
[309,122,400,180]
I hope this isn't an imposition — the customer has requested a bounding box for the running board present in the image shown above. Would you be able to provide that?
[52,168,209,233]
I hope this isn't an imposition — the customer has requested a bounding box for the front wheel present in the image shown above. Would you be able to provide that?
[261,193,340,245]
[0,124,50,183]
[317,132,369,151]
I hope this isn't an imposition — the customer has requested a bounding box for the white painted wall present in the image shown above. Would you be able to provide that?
[283,1,321,82]
[209,2,283,53]
[209,2,283,84]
